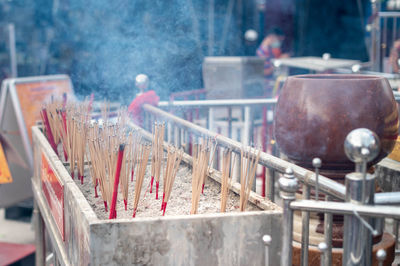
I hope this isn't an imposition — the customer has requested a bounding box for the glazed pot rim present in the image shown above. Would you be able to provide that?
[290,74,384,80]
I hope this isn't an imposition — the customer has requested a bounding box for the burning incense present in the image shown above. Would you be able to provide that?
[239,146,261,211]
[132,143,151,218]
[190,138,216,214]
[220,148,233,212]
[41,108,58,154]
[150,122,165,199]
[109,144,125,219]
[161,146,183,215]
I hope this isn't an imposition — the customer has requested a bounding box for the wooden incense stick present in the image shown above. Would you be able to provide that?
[132,143,151,218]
[220,148,233,212]
[239,146,261,211]
[161,146,183,215]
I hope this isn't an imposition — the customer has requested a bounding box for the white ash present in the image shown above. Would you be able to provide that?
[66,161,278,220]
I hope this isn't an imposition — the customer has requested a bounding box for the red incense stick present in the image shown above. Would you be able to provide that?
[150,176,154,193]
[41,108,58,155]
[109,144,125,219]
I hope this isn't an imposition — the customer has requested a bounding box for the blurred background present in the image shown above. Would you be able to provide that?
[0,0,371,102]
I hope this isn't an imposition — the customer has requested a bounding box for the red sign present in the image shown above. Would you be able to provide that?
[41,152,64,240]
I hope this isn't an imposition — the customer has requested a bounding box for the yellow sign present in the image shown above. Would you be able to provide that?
[0,141,12,184]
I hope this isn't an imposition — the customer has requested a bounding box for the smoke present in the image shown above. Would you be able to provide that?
[43,0,245,103]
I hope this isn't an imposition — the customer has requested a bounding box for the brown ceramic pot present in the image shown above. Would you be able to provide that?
[274,74,399,177]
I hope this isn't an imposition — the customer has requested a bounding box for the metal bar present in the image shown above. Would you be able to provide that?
[263,235,272,266]
[291,200,400,219]
[208,0,214,56]
[8,24,17,78]
[228,107,232,139]
[379,11,400,18]
[374,192,400,205]
[324,196,332,266]
[383,17,388,58]
[243,106,251,145]
[209,107,215,132]
[281,192,294,266]
[301,185,310,266]
[394,219,399,249]
[279,169,298,266]
[34,201,45,266]
[158,98,277,108]
[267,168,275,202]
[142,104,346,200]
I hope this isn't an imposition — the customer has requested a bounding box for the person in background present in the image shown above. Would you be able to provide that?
[390,40,400,73]
[128,74,159,126]
[256,28,289,97]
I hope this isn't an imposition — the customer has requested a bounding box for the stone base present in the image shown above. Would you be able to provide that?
[292,232,395,266]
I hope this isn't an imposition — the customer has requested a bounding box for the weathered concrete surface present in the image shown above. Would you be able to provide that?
[33,126,283,265]
[90,211,282,266]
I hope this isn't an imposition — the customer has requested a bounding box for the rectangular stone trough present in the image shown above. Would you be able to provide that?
[31,126,282,265]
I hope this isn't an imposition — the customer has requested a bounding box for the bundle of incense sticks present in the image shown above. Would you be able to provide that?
[220,148,233,212]
[150,122,165,199]
[190,138,216,214]
[239,146,261,211]
[86,112,134,213]
[41,98,66,155]
[119,131,141,210]
[59,102,91,182]
[132,142,151,218]
[161,146,183,215]
[42,100,64,151]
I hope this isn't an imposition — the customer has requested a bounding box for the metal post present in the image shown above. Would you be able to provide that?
[208,0,215,56]
[209,107,215,132]
[394,219,399,249]
[301,185,310,266]
[243,106,251,145]
[263,235,272,266]
[8,24,17,78]
[268,168,275,202]
[376,249,386,266]
[318,242,328,266]
[324,196,333,266]
[34,201,45,266]
[371,0,382,71]
[342,172,375,266]
[342,129,380,266]
[279,168,298,266]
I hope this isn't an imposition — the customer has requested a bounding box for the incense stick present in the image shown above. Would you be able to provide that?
[132,143,151,217]
[161,146,183,215]
[239,146,261,211]
[220,148,232,212]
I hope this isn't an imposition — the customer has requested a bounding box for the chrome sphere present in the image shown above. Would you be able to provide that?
[244,29,258,42]
[344,128,380,163]
[376,249,386,262]
[135,74,149,91]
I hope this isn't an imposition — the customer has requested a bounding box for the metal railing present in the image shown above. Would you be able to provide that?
[272,128,400,266]
[142,103,345,202]
[142,104,400,266]
[157,98,278,197]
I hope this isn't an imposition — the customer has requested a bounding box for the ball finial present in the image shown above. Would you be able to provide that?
[135,74,149,91]
[262,235,271,245]
[318,242,328,252]
[344,128,380,163]
[279,167,298,199]
[312,158,322,168]
[376,249,386,262]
